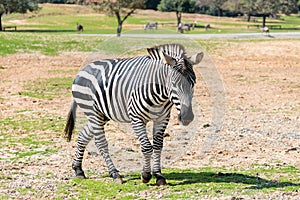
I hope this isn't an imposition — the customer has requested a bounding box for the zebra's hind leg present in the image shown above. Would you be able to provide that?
[131,121,153,183]
[72,123,93,178]
[93,121,123,184]
[152,118,169,186]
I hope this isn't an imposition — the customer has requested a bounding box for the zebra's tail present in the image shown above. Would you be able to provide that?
[64,100,77,142]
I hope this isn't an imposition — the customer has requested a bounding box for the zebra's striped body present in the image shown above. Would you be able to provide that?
[65,44,204,185]
[73,56,171,123]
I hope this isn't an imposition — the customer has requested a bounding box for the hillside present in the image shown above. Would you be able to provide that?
[2,3,300,34]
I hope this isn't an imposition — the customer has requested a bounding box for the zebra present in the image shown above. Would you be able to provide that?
[77,23,83,32]
[64,44,204,186]
[144,22,158,30]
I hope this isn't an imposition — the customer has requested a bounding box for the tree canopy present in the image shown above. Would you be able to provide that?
[0,0,39,31]
[146,0,160,10]
[229,0,298,26]
[200,0,228,16]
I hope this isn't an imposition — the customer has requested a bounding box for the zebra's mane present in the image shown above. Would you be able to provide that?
[147,44,196,85]
[147,44,186,61]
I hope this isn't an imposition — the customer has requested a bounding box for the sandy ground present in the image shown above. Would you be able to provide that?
[0,39,299,199]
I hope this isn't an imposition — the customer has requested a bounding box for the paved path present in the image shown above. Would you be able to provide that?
[73,32,300,39]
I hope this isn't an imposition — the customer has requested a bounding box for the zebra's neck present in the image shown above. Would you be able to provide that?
[147,44,185,61]
[155,60,170,100]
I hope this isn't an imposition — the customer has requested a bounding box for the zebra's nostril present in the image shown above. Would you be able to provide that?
[178,113,194,126]
[180,105,194,121]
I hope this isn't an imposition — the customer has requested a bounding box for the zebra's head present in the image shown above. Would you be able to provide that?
[161,47,204,126]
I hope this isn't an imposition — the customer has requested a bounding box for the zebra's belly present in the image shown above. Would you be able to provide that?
[106,107,131,123]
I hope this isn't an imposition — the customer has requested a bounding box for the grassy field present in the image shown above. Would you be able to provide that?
[1,3,299,34]
[0,31,225,56]
[56,166,300,199]
[1,105,299,199]
[0,108,299,199]
[0,32,104,56]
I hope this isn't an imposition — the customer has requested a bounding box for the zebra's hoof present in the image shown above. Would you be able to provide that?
[156,177,167,186]
[72,163,86,178]
[154,173,167,186]
[75,174,86,179]
[113,176,124,184]
[74,169,86,179]
[141,172,152,183]
[111,171,123,184]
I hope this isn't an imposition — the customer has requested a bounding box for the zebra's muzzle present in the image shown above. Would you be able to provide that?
[178,105,194,126]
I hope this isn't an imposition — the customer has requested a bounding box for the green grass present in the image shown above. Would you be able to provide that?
[0,114,65,148]
[19,77,73,99]
[0,113,65,162]
[15,148,58,159]
[0,32,104,56]
[0,4,299,57]
[1,4,299,36]
[54,166,299,199]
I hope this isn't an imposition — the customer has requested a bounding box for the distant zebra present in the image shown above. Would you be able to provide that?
[261,26,269,36]
[65,44,204,185]
[177,23,194,33]
[144,22,158,30]
[77,23,83,32]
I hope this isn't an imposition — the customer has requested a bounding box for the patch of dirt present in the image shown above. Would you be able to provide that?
[136,9,263,24]
[7,20,27,25]
[0,39,299,199]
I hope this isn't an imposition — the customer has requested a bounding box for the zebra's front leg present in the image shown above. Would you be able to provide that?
[131,121,153,183]
[152,118,169,186]
[72,124,93,178]
[93,123,123,184]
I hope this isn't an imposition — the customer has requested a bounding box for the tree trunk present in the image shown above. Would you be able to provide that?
[0,14,3,31]
[115,11,122,37]
[217,8,223,17]
[117,23,122,37]
[176,11,181,27]
[262,15,267,27]
[247,14,251,22]
[114,9,135,37]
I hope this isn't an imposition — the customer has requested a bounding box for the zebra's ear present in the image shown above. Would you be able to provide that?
[189,52,204,65]
[160,51,176,66]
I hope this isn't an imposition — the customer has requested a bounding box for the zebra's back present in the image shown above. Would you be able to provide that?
[72,56,164,123]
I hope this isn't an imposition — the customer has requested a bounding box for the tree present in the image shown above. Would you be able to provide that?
[223,0,255,21]
[0,0,39,31]
[146,0,160,10]
[224,0,298,25]
[242,0,298,27]
[254,0,280,27]
[158,0,196,26]
[197,0,228,16]
[210,0,228,16]
[241,0,256,22]
[279,0,298,15]
[92,0,145,37]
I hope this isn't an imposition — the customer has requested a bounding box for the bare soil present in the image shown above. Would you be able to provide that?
[0,39,299,199]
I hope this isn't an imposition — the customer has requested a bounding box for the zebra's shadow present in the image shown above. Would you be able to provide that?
[93,170,299,189]
[165,171,300,189]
